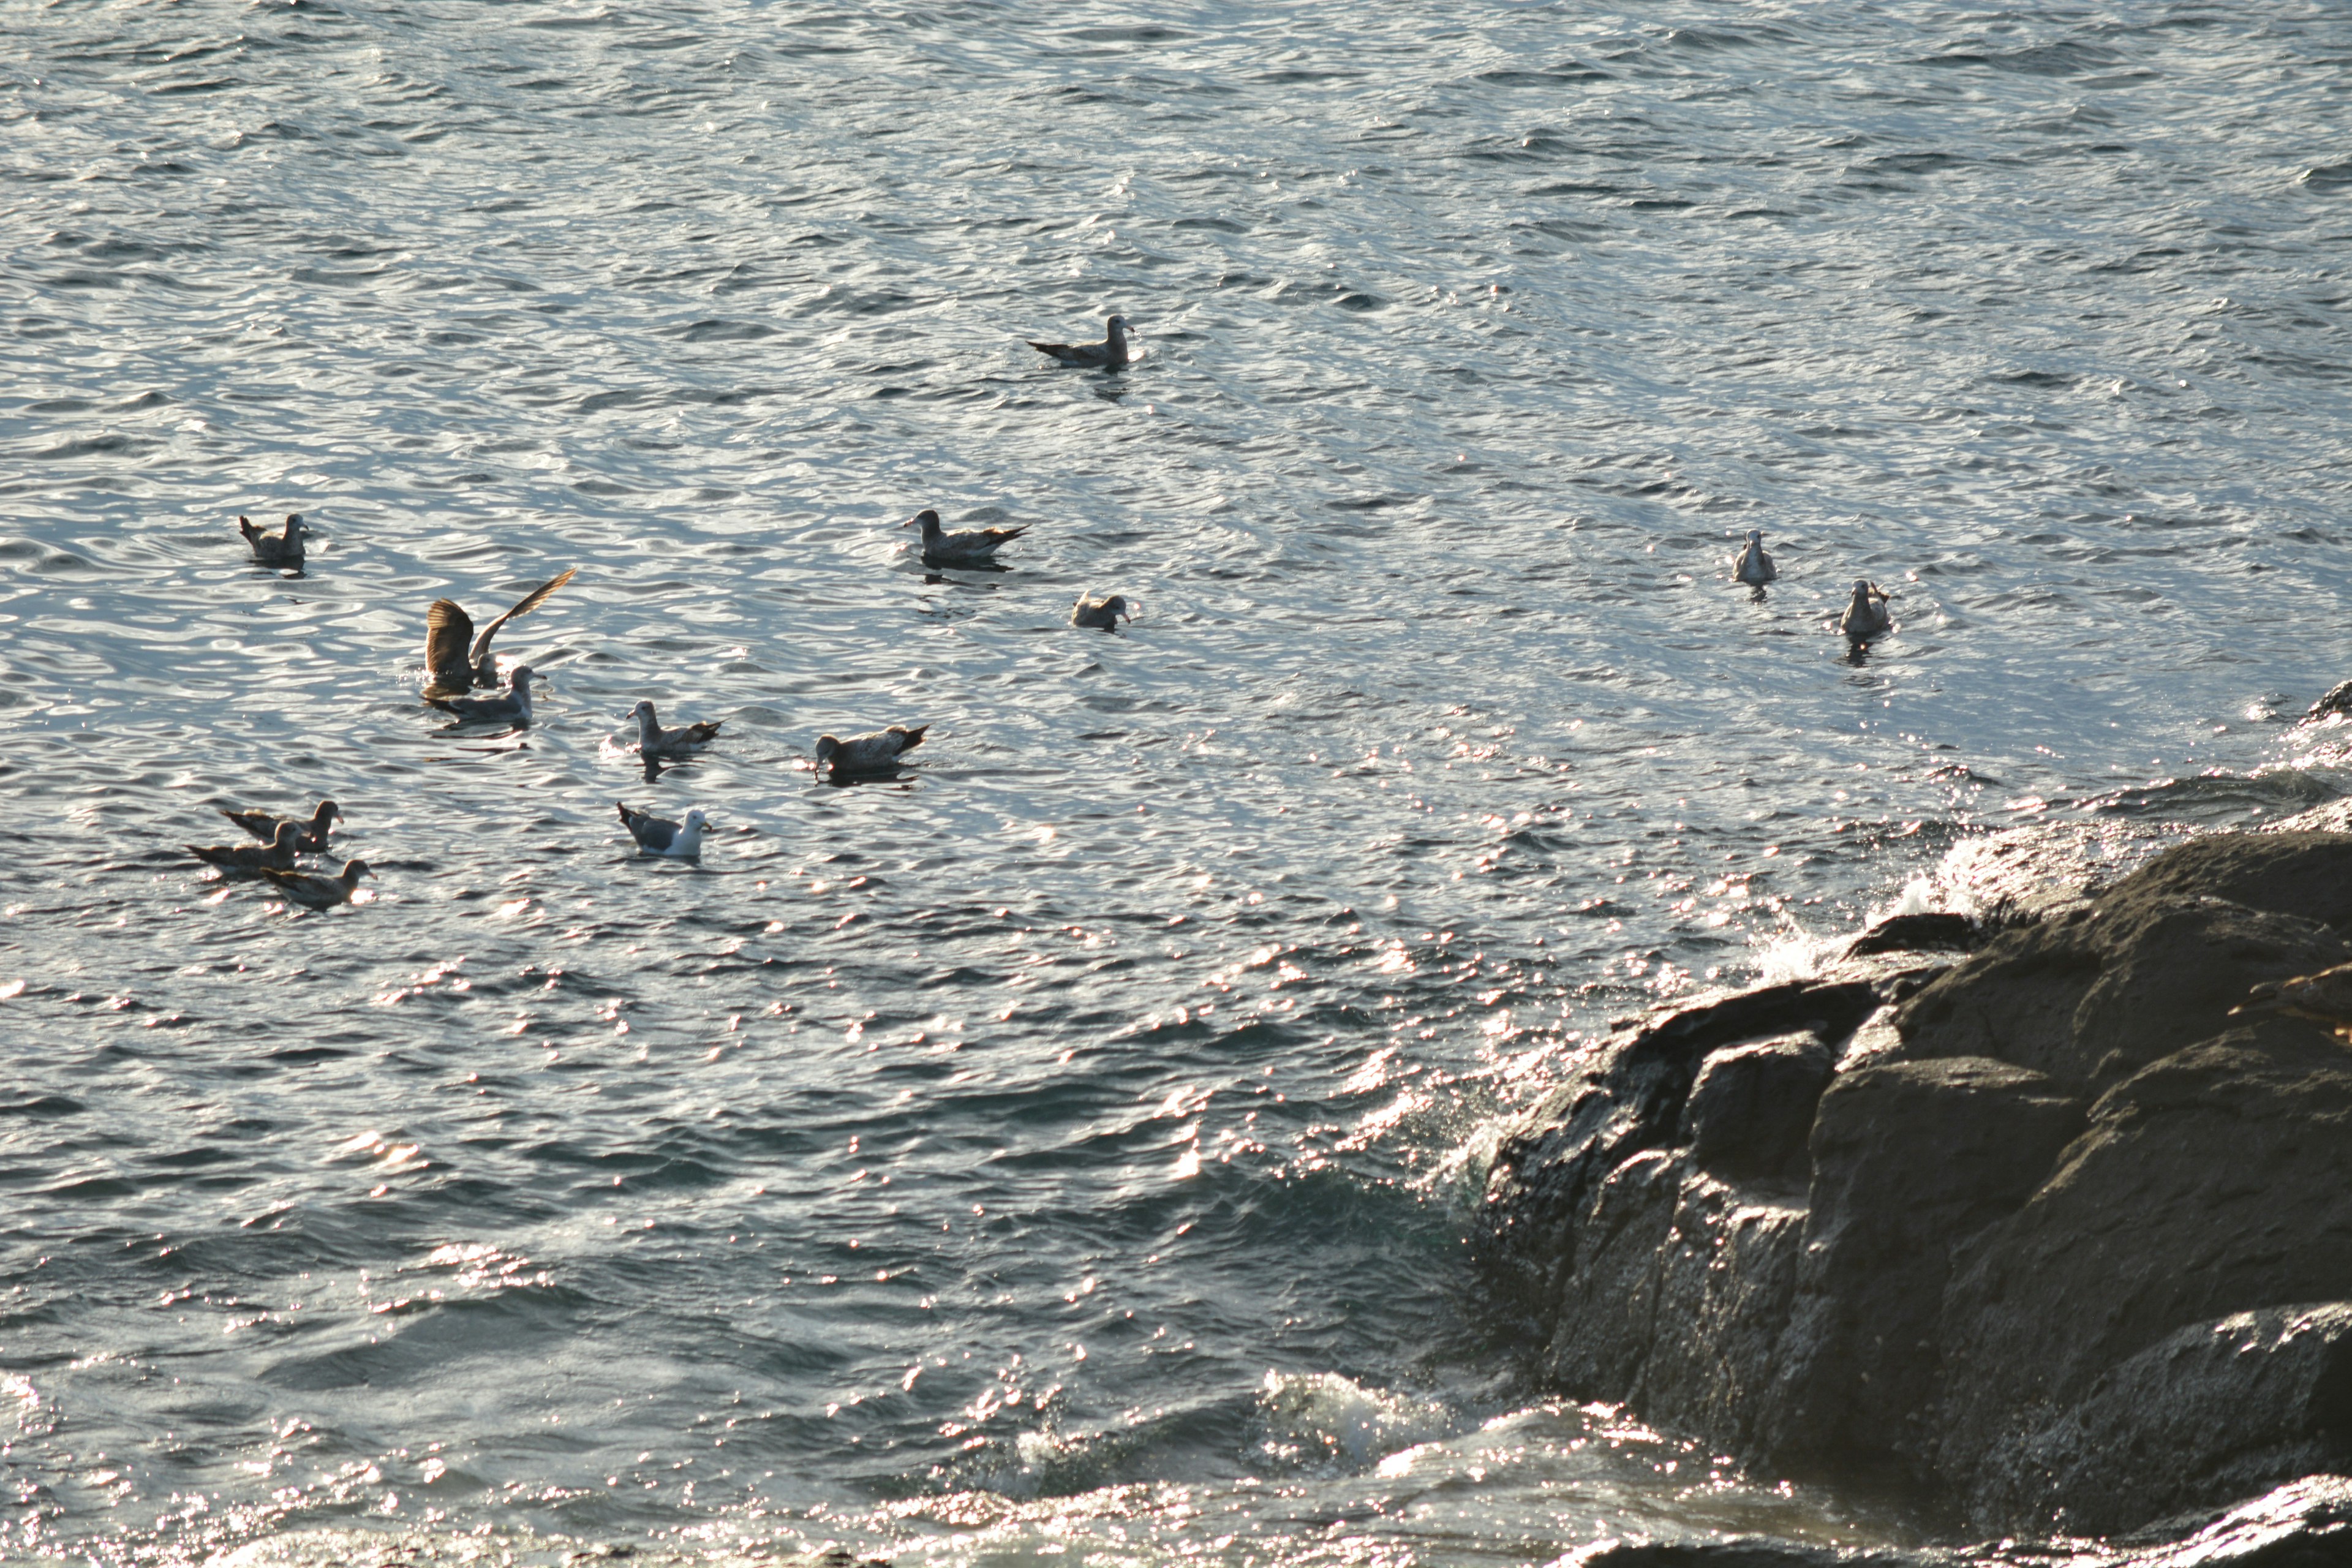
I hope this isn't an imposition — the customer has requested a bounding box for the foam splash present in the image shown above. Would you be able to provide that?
[1256,1370,1457,1471]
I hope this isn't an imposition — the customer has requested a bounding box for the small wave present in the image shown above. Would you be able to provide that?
[1256,1370,1458,1471]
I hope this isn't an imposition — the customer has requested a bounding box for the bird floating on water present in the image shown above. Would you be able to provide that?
[239,513,307,567]
[221,799,341,854]
[1027,315,1133,371]
[814,725,928,775]
[261,859,372,907]
[1839,580,1893,643]
[903,509,1026,567]
[1733,530,1776,587]
[1071,592,1136,630]
[617,802,710,858]
[627,699,722,758]
[428,665,537,726]
[424,568,576,693]
[188,821,301,872]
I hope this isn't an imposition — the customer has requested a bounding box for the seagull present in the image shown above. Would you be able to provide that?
[627,699,722,758]
[221,799,341,853]
[426,665,536,726]
[902,509,1027,567]
[260,859,373,907]
[1839,579,1893,643]
[1071,592,1136,630]
[617,802,710,858]
[239,513,308,567]
[1733,530,1777,586]
[424,568,577,692]
[1027,314,1133,371]
[814,725,928,775]
[188,821,302,872]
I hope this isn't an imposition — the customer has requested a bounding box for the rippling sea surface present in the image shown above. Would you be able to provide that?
[9,1,2352,1562]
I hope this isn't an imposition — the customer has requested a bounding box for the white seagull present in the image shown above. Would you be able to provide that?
[617,802,710,858]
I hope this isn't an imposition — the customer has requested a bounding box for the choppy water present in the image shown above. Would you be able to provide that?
[7,1,2352,1562]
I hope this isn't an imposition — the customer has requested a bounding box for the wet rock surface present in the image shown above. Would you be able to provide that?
[1481,832,2352,1561]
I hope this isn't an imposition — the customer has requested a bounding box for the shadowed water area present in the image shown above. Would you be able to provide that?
[6,1,2352,1562]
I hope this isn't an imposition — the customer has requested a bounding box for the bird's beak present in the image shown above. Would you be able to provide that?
[898,516,918,529]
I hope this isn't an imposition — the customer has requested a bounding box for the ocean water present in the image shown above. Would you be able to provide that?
[7,1,2352,1562]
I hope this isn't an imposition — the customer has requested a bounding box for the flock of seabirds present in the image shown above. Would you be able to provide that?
[186,314,1900,910]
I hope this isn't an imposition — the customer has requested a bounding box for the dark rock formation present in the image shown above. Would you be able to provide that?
[1479,832,2352,1544]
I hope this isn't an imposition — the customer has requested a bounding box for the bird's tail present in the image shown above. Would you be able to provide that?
[898,725,930,752]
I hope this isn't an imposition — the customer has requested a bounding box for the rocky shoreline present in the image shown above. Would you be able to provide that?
[1477,815,2352,1565]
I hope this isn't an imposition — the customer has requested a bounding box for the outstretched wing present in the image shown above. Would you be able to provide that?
[472,567,578,666]
[426,599,475,678]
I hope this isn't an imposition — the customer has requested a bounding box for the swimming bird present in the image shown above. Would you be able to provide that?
[221,799,341,853]
[1733,530,1777,587]
[239,513,307,567]
[617,802,710,858]
[902,509,1027,567]
[1071,592,1136,630]
[424,568,577,692]
[814,725,928,775]
[627,699,722,758]
[1839,580,1893,643]
[426,665,536,726]
[1027,315,1133,371]
[260,859,372,907]
[188,821,302,872]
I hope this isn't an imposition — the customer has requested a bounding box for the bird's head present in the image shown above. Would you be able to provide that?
[813,736,841,767]
[509,666,537,690]
[344,859,374,884]
[901,509,941,533]
[683,808,711,832]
